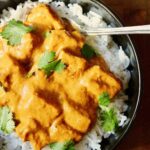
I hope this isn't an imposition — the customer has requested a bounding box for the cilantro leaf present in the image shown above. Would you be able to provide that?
[38,51,56,69]
[0,19,34,46]
[38,51,66,76]
[43,60,66,75]
[98,92,110,107]
[101,108,118,132]
[49,140,75,150]
[81,44,96,60]
[98,92,119,132]
[43,31,51,38]
[42,60,59,76]
[0,106,15,134]
[54,60,66,73]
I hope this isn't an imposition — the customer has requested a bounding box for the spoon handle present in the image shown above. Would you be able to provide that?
[82,25,150,35]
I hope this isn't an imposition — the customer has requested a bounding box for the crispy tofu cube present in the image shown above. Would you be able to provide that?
[27,4,64,32]
[6,33,34,60]
[59,51,87,73]
[62,100,91,133]
[18,82,60,127]
[49,115,82,142]
[43,30,84,56]
[80,66,122,99]
[16,119,50,150]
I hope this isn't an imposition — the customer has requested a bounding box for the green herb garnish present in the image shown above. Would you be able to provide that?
[101,108,118,132]
[98,92,110,107]
[43,31,51,38]
[54,60,66,73]
[0,106,15,134]
[0,19,34,46]
[38,51,55,68]
[49,140,75,150]
[38,51,66,76]
[81,44,96,60]
[98,92,119,132]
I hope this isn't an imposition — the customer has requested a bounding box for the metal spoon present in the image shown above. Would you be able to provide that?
[69,19,150,35]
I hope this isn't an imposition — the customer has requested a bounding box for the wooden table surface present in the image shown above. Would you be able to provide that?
[0,0,149,150]
[100,0,150,150]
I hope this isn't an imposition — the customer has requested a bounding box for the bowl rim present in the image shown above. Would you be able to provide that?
[89,0,141,149]
[0,0,142,149]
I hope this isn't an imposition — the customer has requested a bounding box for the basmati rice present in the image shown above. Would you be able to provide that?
[0,0,130,150]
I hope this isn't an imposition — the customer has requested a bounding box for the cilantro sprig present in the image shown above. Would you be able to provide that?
[81,44,96,60]
[98,92,110,107]
[0,106,15,134]
[38,51,66,76]
[0,19,34,46]
[43,30,51,38]
[98,92,119,132]
[101,108,118,132]
[49,140,75,150]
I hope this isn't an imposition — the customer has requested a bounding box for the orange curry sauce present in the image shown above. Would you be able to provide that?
[0,4,122,150]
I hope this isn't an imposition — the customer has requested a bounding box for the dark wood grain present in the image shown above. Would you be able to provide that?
[0,0,149,149]
[100,0,150,150]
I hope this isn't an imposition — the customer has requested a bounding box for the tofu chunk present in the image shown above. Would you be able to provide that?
[7,33,34,60]
[59,51,87,74]
[43,30,84,56]
[49,115,82,142]
[16,119,50,150]
[62,100,91,133]
[27,4,64,32]
[80,66,122,99]
[18,82,60,127]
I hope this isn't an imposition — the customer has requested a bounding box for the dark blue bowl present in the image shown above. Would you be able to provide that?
[0,0,141,150]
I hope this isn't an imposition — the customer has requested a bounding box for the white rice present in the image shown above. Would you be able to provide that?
[0,0,130,150]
